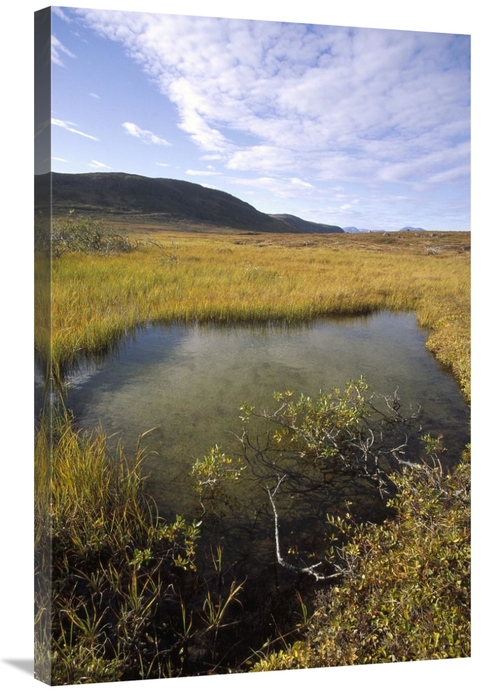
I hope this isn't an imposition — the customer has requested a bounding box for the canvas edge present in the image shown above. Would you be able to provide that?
[34,5,53,686]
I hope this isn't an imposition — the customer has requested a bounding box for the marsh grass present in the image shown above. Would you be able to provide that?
[34,409,244,684]
[35,224,470,681]
[46,228,470,399]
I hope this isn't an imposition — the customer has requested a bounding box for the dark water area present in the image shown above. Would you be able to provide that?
[62,312,470,579]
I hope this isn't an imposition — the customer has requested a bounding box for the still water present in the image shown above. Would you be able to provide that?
[65,312,469,559]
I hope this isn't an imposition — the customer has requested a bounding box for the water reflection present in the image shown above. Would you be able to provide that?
[65,312,469,528]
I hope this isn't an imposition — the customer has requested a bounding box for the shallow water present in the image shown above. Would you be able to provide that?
[65,312,469,556]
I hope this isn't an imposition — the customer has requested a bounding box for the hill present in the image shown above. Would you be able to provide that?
[50,172,343,234]
[270,214,343,234]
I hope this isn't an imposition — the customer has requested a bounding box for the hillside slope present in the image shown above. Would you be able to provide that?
[51,172,339,233]
[270,213,344,234]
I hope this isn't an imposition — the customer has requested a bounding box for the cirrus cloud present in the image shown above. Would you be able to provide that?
[74,11,469,192]
[51,35,75,67]
[88,160,113,169]
[122,122,171,146]
[60,8,470,228]
[232,176,315,199]
[185,169,222,176]
[51,117,99,141]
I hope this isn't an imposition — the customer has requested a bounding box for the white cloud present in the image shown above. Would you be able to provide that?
[290,177,313,189]
[51,117,99,141]
[427,165,471,185]
[122,122,171,146]
[52,7,70,23]
[232,176,315,199]
[227,146,296,173]
[378,140,470,185]
[89,93,100,99]
[51,35,75,67]
[88,160,112,169]
[52,156,68,162]
[74,10,470,213]
[185,170,222,176]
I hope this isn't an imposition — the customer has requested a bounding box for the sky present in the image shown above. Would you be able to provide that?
[49,5,470,231]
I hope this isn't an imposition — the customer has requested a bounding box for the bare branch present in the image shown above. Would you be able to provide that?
[266,477,345,582]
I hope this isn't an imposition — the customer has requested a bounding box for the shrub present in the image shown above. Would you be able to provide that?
[52,213,138,257]
[252,445,470,670]
[232,381,470,669]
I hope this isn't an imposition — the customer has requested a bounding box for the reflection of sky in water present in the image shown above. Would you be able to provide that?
[66,312,470,518]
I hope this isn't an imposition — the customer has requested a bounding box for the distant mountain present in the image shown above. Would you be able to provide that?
[343,227,387,234]
[399,226,425,231]
[50,172,344,234]
[270,214,344,234]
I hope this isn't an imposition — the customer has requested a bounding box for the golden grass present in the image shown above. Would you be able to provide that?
[34,409,203,683]
[46,229,470,399]
[35,226,470,681]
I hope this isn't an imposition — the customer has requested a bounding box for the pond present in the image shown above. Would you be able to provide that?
[64,311,469,577]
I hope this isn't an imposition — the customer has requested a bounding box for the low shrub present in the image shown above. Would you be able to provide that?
[252,444,470,670]
[52,214,138,257]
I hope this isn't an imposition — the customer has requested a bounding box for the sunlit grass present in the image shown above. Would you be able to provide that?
[46,229,470,399]
[35,226,470,681]
[35,408,244,684]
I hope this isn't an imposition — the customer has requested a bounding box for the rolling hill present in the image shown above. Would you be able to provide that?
[50,172,345,234]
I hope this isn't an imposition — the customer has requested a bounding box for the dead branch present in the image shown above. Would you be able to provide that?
[266,477,345,582]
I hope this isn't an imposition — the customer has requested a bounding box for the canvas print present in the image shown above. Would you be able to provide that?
[34,5,471,685]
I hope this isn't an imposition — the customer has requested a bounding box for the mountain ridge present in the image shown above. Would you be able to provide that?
[50,172,345,234]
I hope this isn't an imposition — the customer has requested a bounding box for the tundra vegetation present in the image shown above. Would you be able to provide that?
[35,217,470,683]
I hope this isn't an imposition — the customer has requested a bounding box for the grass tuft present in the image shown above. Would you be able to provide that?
[35,409,244,683]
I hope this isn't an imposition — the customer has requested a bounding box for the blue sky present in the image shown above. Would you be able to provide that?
[50,6,470,230]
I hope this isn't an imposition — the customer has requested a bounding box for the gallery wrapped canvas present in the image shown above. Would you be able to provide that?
[34,4,470,686]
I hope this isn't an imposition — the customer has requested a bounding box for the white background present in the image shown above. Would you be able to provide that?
[1,1,496,690]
